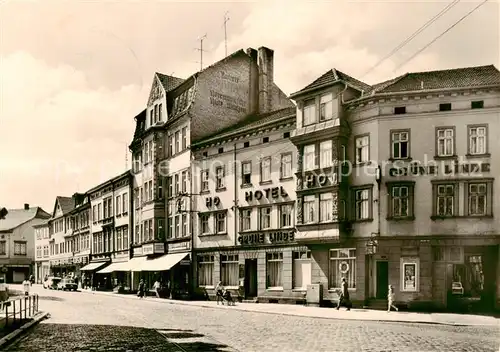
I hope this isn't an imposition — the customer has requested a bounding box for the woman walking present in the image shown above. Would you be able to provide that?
[388,285,398,312]
[137,279,145,299]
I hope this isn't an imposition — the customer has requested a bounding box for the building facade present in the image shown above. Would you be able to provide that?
[34,220,50,283]
[85,171,132,290]
[0,204,50,283]
[192,107,299,302]
[66,193,91,279]
[289,65,500,310]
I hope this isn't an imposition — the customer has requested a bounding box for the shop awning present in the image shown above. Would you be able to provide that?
[121,256,148,272]
[140,253,188,272]
[80,262,107,271]
[96,261,129,274]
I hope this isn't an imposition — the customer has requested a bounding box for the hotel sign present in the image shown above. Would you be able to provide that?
[245,186,288,202]
[389,161,490,177]
[238,230,295,246]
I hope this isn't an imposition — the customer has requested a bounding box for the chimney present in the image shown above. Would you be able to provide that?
[24,203,29,210]
[257,47,274,114]
[247,48,259,115]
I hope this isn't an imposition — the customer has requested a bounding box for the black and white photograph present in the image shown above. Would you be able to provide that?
[0,0,499,351]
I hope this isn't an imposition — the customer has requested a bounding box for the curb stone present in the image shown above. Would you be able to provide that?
[0,311,49,349]
[81,289,498,327]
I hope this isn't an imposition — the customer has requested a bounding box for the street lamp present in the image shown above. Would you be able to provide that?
[375,165,382,187]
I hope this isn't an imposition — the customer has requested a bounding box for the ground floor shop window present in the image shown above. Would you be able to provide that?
[400,257,419,292]
[266,252,283,289]
[329,248,356,289]
[220,254,239,287]
[198,255,214,286]
[293,251,311,290]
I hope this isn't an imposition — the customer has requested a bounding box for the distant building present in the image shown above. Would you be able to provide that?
[0,204,50,283]
[34,220,50,283]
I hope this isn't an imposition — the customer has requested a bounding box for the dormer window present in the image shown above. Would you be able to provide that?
[319,93,333,121]
[303,99,316,126]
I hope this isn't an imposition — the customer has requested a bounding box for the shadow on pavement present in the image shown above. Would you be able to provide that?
[5,323,234,352]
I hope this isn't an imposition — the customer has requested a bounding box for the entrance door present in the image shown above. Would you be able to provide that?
[376,261,389,299]
[244,259,258,298]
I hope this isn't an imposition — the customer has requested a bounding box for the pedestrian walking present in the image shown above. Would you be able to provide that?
[215,281,224,305]
[336,277,351,311]
[387,285,399,312]
[153,279,161,298]
[137,279,145,299]
[23,277,30,296]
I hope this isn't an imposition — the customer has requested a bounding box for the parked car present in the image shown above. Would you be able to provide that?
[57,278,78,291]
[451,282,464,295]
[43,277,61,290]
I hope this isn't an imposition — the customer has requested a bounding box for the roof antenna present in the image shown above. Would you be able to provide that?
[223,12,230,57]
[195,34,208,71]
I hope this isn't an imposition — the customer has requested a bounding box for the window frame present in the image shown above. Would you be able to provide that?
[198,254,215,287]
[201,170,209,192]
[241,161,252,185]
[390,129,411,160]
[351,185,373,221]
[220,254,239,287]
[328,248,356,290]
[292,250,312,290]
[240,208,252,232]
[266,252,284,289]
[354,134,370,165]
[467,124,489,156]
[319,93,333,121]
[215,212,227,234]
[200,214,210,235]
[431,181,459,219]
[386,181,415,220]
[260,157,271,183]
[279,204,293,228]
[280,153,293,179]
[215,166,225,190]
[259,207,272,230]
[464,179,493,217]
[435,126,456,158]
[303,99,317,126]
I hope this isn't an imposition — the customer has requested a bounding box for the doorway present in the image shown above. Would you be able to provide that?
[244,259,257,298]
[376,261,389,299]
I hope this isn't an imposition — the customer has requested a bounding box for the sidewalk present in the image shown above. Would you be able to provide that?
[74,286,499,327]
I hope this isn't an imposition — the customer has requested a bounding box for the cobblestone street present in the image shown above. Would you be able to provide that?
[4,286,500,352]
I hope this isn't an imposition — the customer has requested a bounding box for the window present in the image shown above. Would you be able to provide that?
[354,188,371,220]
[471,100,484,109]
[303,195,316,223]
[394,106,406,114]
[175,131,180,154]
[280,153,292,179]
[303,99,316,126]
[391,130,410,159]
[158,103,162,121]
[0,241,6,255]
[293,251,311,290]
[168,135,173,156]
[439,103,452,111]
[319,193,333,222]
[434,184,456,217]
[174,215,180,238]
[467,182,492,216]
[182,127,187,150]
[319,140,332,168]
[216,212,226,233]
[215,166,225,189]
[149,110,153,126]
[149,181,153,202]
[400,258,419,292]
[218,147,223,154]
[260,157,271,182]
[242,162,252,185]
[262,136,269,143]
[329,248,356,289]
[14,241,27,255]
[157,219,164,240]
[116,227,122,251]
[201,170,209,192]
[182,214,188,237]
[319,93,333,121]
[259,207,272,229]
[240,209,251,231]
[144,142,149,164]
[355,135,370,164]
[181,171,187,193]
[200,214,210,234]
[158,178,164,199]
[387,182,414,219]
[198,255,214,287]
[280,204,293,228]
[303,144,316,171]
[436,127,454,157]
[243,141,250,148]
[220,254,239,287]
[283,132,290,138]
[468,125,487,155]
[266,252,283,288]
[174,174,179,195]
[116,195,121,215]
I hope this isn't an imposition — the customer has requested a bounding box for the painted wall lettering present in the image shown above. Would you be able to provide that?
[389,162,490,177]
[206,197,221,208]
[238,230,295,246]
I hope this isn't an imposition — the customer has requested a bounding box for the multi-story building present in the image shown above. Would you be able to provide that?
[127,46,292,296]
[48,196,77,276]
[290,65,500,310]
[34,220,50,283]
[191,107,297,302]
[85,171,132,290]
[0,204,50,283]
[66,193,91,278]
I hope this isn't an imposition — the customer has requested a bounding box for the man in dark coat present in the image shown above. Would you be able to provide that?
[336,277,351,311]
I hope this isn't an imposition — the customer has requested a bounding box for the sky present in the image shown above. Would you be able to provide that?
[0,0,498,213]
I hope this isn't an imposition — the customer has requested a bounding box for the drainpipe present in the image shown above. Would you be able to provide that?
[233,143,238,247]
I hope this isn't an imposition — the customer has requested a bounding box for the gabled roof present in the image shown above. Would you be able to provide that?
[371,65,500,93]
[0,207,51,232]
[155,73,185,92]
[55,196,75,216]
[290,68,372,98]
[192,106,296,147]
